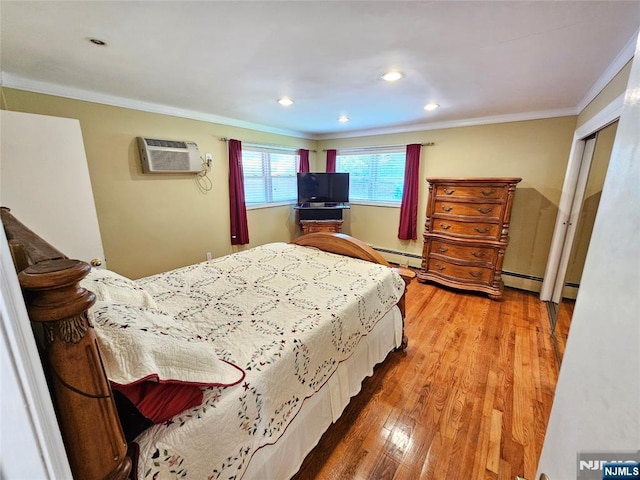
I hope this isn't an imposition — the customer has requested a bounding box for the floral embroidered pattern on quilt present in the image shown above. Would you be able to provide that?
[123,242,405,479]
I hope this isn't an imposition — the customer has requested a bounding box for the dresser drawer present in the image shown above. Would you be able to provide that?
[434,200,502,219]
[435,184,507,200]
[431,218,500,239]
[420,177,521,299]
[429,239,497,264]
[426,258,493,284]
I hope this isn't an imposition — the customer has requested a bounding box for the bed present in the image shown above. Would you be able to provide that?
[1,206,414,480]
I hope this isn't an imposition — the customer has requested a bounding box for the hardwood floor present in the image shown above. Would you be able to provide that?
[292,279,559,480]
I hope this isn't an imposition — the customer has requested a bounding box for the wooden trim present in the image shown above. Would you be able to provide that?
[292,232,390,266]
[425,177,523,184]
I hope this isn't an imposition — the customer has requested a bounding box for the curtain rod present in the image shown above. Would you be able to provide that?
[219,138,317,153]
[322,142,435,152]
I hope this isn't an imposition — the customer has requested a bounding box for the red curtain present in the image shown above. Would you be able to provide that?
[228,139,249,245]
[298,149,310,173]
[398,144,421,240]
[326,149,336,173]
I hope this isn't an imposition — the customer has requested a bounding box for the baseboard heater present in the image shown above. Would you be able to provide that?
[496,272,578,289]
[369,245,422,267]
[501,271,544,283]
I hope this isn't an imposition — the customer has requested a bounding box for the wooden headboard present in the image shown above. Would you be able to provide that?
[1,207,131,480]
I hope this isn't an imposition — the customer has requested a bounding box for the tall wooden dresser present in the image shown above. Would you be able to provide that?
[417,177,521,300]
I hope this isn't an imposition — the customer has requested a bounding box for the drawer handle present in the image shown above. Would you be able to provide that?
[441,205,454,212]
[437,246,449,253]
[480,189,496,196]
[439,223,452,230]
[477,207,493,214]
[443,188,455,195]
[469,271,482,278]
[471,251,486,258]
[435,263,446,271]
[474,226,490,233]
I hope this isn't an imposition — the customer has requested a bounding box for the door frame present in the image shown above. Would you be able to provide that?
[0,229,73,479]
[540,93,624,301]
[550,135,597,303]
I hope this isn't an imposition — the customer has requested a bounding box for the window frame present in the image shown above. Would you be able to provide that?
[336,146,407,207]
[241,144,299,209]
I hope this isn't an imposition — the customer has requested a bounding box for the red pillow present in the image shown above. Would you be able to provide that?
[113,382,203,424]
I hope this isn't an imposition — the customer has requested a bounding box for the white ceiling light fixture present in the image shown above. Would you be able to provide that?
[338,115,349,123]
[381,71,404,82]
[424,103,440,111]
[277,97,294,107]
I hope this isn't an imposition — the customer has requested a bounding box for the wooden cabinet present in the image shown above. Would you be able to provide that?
[417,177,521,300]
[295,204,349,235]
[300,219,343,235]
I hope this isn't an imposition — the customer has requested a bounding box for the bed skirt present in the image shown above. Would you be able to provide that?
[243,305,403,479]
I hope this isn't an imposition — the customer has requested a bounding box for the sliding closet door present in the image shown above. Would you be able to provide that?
[549,135,597,304]
[548,122,617,306]
[542,120,618,362]
[559,122,617,300]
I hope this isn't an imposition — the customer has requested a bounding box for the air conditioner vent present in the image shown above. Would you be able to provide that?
[145,139,187,149]
[137,137,202,173]
[148,150,191,171]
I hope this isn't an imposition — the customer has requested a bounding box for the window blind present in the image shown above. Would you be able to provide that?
[242,145,298,205]
[336,146,406,204]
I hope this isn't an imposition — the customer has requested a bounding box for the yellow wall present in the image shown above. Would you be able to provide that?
[1,88,316,278]
[319,116,577,289]
[2,87,577,290]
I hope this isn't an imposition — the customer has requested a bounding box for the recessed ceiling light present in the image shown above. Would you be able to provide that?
[89,38,107,46]
[424,103,440,111]
[381,71,404,82]
[338,115,349,123]
[277,97,294,107]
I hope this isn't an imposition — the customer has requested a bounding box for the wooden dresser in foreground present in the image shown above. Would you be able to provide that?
[417,177,521,300]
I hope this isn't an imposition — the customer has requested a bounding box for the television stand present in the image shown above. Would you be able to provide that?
[294,203,350,234]
[300,219,343,235]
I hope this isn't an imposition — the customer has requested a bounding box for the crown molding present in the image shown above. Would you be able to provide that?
[575,93,624,140]
[0,74,311,140]
[312,107,577,140]
[577,28,639,114]
[2,38,630,144]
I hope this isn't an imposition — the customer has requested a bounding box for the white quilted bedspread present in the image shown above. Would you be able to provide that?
[95,242,405,479]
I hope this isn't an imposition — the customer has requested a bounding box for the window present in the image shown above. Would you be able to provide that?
[336,146,406,204]
[242,145,299,206]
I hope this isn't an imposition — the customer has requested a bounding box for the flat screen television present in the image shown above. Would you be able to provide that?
[297,172,349,204]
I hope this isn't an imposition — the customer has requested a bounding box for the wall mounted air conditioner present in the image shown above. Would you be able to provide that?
[137,137,202,173]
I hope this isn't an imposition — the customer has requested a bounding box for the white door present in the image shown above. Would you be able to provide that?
[0,110,105,267]
[1,230,73,479]
[536,33,640,480]
[548,134,597,304]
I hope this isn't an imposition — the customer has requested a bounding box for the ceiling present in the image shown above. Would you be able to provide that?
[1,1,639,139]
